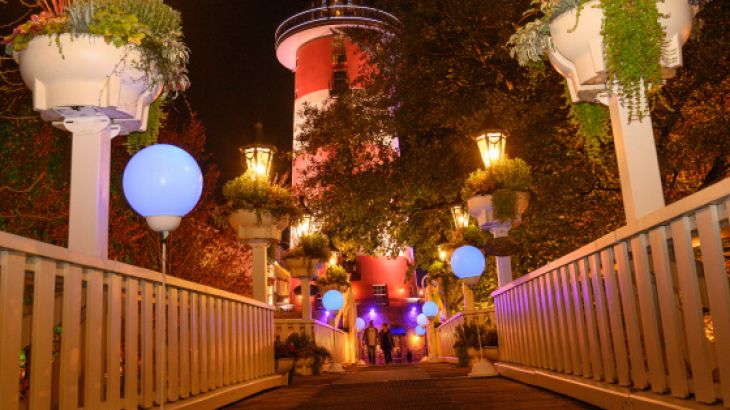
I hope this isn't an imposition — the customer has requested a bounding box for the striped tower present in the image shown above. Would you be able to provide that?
[277,2,421,357]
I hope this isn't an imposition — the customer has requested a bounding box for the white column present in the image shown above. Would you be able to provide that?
[57,112,120,259]
[250,242,269,303]
[608,86,665,224]
[491,225,513,288]
[462,282,474,311]
[301,279,312,321]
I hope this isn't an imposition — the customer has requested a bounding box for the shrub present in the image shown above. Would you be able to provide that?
[279,333,332,375]
[284,232,330,260]
[223,171,302,223]
[453,322,498,367]
[316,264,350,289]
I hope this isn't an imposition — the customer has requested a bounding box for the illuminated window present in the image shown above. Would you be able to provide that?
[373,284,389,306]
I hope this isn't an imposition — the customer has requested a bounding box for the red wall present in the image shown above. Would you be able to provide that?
[294,37,373,99]
[352,256,409,300]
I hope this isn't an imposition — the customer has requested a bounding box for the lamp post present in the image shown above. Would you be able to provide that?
[323,290,346,373]
[292,214,317,320]
[122,144,203,404]
[475,130,507,168]
[451,245,497,378]
[240,124,277,181]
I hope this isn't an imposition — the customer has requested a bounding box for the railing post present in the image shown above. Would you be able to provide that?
[250,241,269,303]
[491,225,513,287]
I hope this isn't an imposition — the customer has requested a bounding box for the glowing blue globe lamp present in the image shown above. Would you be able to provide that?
[451,245,486,286]
[322,290,345,311]
[416,313,428,326]
[422,301,439,318]
[123,144,203,232]
[416,325,427,336]
[356,317,366,331]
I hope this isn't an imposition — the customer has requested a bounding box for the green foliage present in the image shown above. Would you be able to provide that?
[462,158,531,199]
[569,101,610,165]
[222,171,302,222]
[88,7,148,47]
[277,333,331,375]
[454,322,498,367]
[316,264,351,289]
[125,98,165,154]
[492,188,518,221]
[448,225,489,249]
[299,233,331,260]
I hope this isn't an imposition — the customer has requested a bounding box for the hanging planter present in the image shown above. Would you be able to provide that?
[228,209,288,242]
[462,159,531,230]
[283,254,322,278]
[283,232,330,278]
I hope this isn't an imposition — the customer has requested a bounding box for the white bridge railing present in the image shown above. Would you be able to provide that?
[435,309,495,359]
[0,231,281,410]
[493,178,730,408]
[274,319,349,364]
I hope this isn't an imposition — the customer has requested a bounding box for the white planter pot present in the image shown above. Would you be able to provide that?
[228,209,287,242]
[467,192,529,230]
[548,0,694,103]
[14,34,161,135]
[284,256,322,278]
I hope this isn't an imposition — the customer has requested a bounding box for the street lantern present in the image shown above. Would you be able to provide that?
[451,205,470,229]
[240,143,277,181]
[475,130,507,168]
[294,214,318,238]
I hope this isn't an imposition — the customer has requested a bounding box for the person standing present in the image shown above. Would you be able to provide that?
[362,320,379,365]
[379,323,394,365]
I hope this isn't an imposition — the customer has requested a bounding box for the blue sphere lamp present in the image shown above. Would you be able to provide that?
[356,317,366,331]
[450,245,486,286]
[422,301,439,318]
[416,326,427,336]
[416,313,428,326]
[322,290,345,311]
[123,144,203,233]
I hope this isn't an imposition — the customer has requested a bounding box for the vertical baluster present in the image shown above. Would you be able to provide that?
[553,269,573,374]
[649,226,689,398]
[190,293,200,396]
[59,264,82,410]
[124,278,139,410]
[29,258,56,410]
[141,281,154,407]
[501,294,514,363]
[615,242,648,389]
[106,273,123,408]
[589,253,616,383]
[244,304,251,381]
[546,271,565,373]
[84,269,104,408]
[167,287,179,401]
[601,248,631,386]
[216,298,224,387]
[696,205,730,405]
[179,290,190,398]
[569,262,591,378]
[507,291,523,365]
[670,216,715,403]
[230,302,238,383]
[256,308,263,377]
[524,283,540,367]
[199,294,209,393]
[0,251,25,409]
[538,276,556,371]
[154,283,167,405]
[223,300,231,385]
[630,234,667,393]
[530,281,547,369]
[560,266,581,375]
[494,296,504,361]
[578,257,603,381]
[237,304,244,382]
[207,295,216,390]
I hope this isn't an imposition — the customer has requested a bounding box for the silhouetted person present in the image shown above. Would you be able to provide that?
[362,320,378,365]
[379,323,394,364]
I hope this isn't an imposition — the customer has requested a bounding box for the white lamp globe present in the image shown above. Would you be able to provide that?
[355,317,366,331]
[123,144,203,232]
[451,245,485,286]
[416,313,428,326]
[415,326,427,336]
[322,290,345,311]
[422,301,439,318]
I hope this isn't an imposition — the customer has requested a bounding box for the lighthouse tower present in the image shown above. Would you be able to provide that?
[276,2,421,355]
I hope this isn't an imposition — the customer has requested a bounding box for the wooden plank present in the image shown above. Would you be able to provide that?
[601,248,630,386]
[530,281,547,369]
[614,242,648,389]
[190,293,200,396]
[546,270,565,373]
[29,257,56,410]
[0,251,25,409]
[507,291,522,365]
[559,267,580,375]
[230,302,238,383]
[124,278,139,410]
[84,269,104,408]
[237,303,244,382]
[154,283,166,405]
[568,262,591,378]
[141,281,154,408]
[167,287,179,401]
[223,300,231,385]
[538,276,556,371]
[208,295,216,390]
[670,216,715,403]
[179,290,190,398]
[512,288,527,366]
[630,234,667,393]
[525,283,541,368]
[649,226,689,398]
[256,307,263,378]
[243,304,251,380]
[696,205,730,405]
[578,257,603,381]
[589,253,616,384]
[200,294,209,393]
[59,264,82,410]
[216,298,224,387]
[106,273,123,408]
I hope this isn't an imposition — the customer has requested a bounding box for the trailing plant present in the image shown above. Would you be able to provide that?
[223,171,302,223]
[462,158,531,222]
[316,264,351,289]
[284,232,331,260]
[449,224,490,249]
[568,101,610,165]
[278,333,332,375]
[453,322,498,367]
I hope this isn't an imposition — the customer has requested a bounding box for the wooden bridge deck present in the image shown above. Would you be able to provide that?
[224,363,597,410]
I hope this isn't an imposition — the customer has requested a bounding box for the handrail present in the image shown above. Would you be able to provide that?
[275,5,399,48]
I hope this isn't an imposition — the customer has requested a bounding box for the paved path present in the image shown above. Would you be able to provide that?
[223,363,598,410]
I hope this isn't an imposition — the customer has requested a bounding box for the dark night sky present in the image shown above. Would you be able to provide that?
[1,1,307,181]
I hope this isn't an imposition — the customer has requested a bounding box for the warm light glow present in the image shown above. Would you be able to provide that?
[240,144,276,181]
[399,288,405,293]
[294,214,320,239]
[450,205,470,229]
[329,252,339,266]
[475,130,507,168]
[438,246,447,261]
[369,308,376,318]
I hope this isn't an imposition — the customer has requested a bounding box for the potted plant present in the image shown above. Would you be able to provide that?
[283,232,331,278]
[3,0,190,148]
[315,264,351,293]
[454,322,499,367]
[274,339,297,384]
[508,0,697,121]
[461,158,531,229]
[282,333,332,376]
[223,171,301,242]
